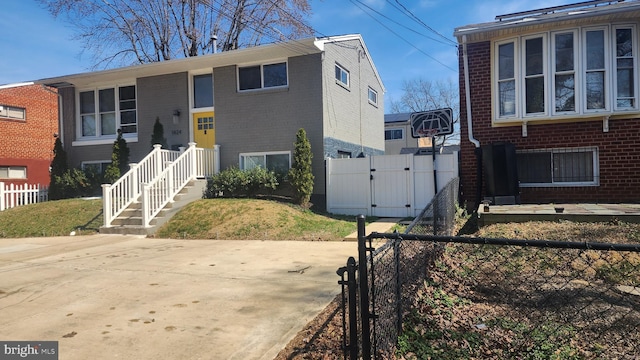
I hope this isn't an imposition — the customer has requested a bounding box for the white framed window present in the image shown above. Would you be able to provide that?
[239,151,291,175]
[496,39,518,118]
[552,30,578,114]
[81,161,111,174]
[238,62,288,91]
[335,63,350,88]
[494,24,639,121]
[0,166,27,179]
[522,34,547,116]
[368,87,378,105]
[193,73,214,108]
[613,24,637,110]
[385,128,404,140]
[78,84,137,138]
[517,147,599,187]
[0,105,26,120]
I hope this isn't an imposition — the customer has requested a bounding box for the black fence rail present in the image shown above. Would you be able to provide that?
[338,177,640,359]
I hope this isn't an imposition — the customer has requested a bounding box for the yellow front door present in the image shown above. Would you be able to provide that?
[193,111,215,148]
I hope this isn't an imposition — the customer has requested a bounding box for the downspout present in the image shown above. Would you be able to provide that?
[42,85,63,145]
[462,35,483,209]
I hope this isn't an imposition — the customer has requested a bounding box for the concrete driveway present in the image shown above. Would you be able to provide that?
[0,235,357,359]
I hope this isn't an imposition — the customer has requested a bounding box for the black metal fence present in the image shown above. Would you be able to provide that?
[338,177,640,359]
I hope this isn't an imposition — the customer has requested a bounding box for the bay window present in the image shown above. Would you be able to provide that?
[494,24,638,121]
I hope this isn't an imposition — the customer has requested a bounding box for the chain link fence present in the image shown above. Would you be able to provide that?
[339,175,640,359]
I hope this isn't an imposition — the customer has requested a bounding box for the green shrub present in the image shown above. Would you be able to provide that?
[288,128,314,206]
[52,167,103,199]
[204,166,279,198]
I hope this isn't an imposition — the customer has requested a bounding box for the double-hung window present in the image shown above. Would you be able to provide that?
[517,147,599,186]
[238,62,287,91]
[335,64,349,88]
[79,85,137,138]
[494,24,638,121]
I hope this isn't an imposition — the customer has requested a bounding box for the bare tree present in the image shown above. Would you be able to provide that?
[389,78,460,146]
[38,0,314,68]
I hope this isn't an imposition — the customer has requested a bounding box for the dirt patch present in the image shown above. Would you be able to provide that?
[275,219,640,359]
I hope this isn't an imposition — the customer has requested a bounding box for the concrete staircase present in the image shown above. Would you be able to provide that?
[99,179,207,236]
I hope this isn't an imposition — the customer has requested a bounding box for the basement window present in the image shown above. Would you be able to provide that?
[517,147,599,187]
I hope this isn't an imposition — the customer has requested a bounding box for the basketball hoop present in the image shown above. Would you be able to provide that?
[410,108,453,139]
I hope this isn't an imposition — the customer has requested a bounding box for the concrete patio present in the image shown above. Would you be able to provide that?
[478,203,640,226]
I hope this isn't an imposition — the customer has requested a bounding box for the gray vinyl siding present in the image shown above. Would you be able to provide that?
[321,40,385,158]
[213,54,325,194]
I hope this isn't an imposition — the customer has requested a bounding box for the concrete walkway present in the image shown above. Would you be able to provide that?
[0,235,358,360]
[343,218,402,240]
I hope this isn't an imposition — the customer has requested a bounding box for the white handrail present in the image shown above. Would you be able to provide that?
[141,143,198,227]
[102,144,181,227]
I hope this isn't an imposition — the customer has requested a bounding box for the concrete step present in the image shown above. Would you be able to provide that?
[100,179,207,236]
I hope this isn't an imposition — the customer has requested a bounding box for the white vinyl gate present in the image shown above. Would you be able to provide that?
[326,152,458,217]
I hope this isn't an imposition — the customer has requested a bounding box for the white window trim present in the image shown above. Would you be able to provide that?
[237,60,289,92]
[517,147,599,187]
[335,63,350,88]
[0,166,27,179]
[612,24,639,112]
[368,87,378,106]
[385,127,404,141]
[81,160,111,174]
[583,26,611,114]
[493,23,640,123]
[0,105,26,120]
[551,29,580,116]
[495,38,519,120]
[190,70,214,111]
[521,33,548,118]
[75,83,137,142]
[239,151,292,170]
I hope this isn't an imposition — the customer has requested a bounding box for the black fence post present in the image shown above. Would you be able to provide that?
[337,256,359,360]
[357,214,372,360]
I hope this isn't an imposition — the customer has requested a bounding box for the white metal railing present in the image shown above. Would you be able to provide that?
[102,144,181,227]
[0,182,49,211]
[141,143,219,227]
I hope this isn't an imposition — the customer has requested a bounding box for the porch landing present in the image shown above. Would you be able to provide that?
[478,203,640,227]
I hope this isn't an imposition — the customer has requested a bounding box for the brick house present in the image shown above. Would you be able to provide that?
[0,83,58,186]
[455,0,640,209]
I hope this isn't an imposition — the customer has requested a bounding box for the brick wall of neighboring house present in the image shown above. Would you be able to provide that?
[0,84,58,187]
[459,41,640,209]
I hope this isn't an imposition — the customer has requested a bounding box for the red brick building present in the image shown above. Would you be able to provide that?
[455,1,640,209]
[0,83,58,186]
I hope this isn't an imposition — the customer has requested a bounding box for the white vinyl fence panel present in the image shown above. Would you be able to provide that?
[326,152,458,217]
[0,182,49,211]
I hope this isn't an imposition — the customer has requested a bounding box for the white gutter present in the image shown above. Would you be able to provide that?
[462,35,480,148]
[42,85,63,145]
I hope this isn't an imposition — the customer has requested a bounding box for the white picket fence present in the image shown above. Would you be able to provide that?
[0,182,49,211]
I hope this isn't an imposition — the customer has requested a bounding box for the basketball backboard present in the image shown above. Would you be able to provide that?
[411,108,453,138]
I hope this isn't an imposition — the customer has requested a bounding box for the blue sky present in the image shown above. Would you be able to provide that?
[0,0,573,109]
